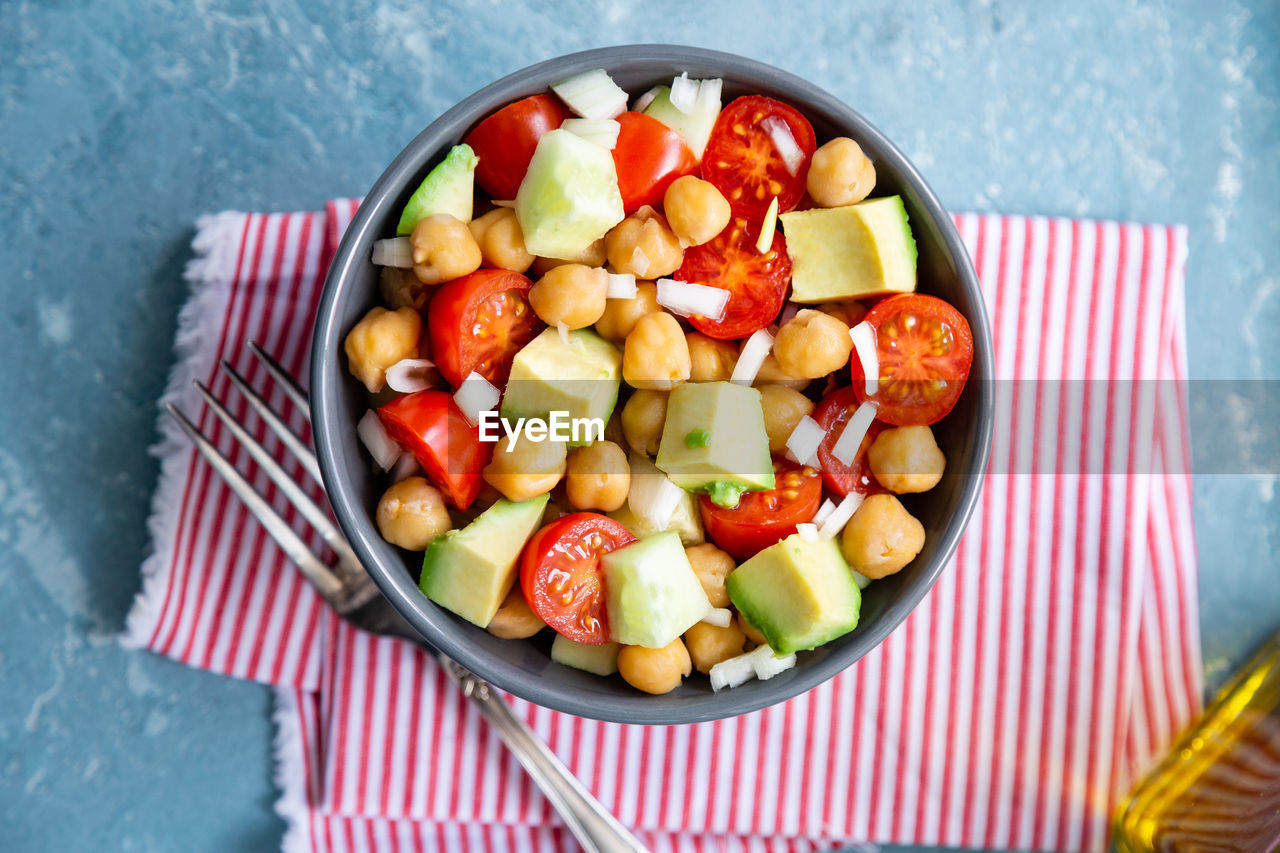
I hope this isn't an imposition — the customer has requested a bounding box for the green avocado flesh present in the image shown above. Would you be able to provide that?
[726,533,861,654]
[515,129,625,259]
[779,195,917,302]
[655,381,774,500]
[601,531,711,648]
[500,328,621,446]
[396,144,478,235]
[418,495,548,627]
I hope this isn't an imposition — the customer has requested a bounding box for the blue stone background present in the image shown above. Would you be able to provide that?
[2,1,1277,850]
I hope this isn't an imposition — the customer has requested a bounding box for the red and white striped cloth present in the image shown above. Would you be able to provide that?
[125,199,1201,853]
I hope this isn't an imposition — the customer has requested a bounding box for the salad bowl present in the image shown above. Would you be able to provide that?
[311,44,993,724]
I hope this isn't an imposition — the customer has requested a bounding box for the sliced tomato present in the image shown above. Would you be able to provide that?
[850,293,974,425]
[377,390,491,510]
[701,95,816,219]
[813,387,887,498]
[519,513,635,644]
[611,111,698,213]
[463,94,572,200]
[672,216,791,339]
[698,459,821,561]
[427,269,542,388]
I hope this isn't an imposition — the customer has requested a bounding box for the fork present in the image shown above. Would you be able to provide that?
[165,341,649,853]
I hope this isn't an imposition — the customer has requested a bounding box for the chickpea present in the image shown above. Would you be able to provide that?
[753,350,809,391]
[737,611,769,647]
[565,441,631,511]
[617,638,691,695]
[528,263,609,328]
[482,433,567,502]
[868,426,946,494]
[594,281,660,342]
[684,621,747,674]
[410,214,482,284]
[685,543,734,607]
[806,137,876,208]
[620,389,668,456]
[344,306,421,393]
[375,477,451,550]
[531,238,606,275]
[468,208,534,273]
[605,206,684,279]
[486,586,547,639]
[758,385,815,454]
[623,312,690,390]
[663,175,731,246]
[840,493,925,579]
[817,300,868,329]
[773,309,853,379]
[686,332,738,382]
[379,266,429,311]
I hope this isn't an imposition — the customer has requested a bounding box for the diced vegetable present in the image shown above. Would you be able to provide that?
[702,607,733,628]
[669,72,700,113]
[655,278,730,321]
[358,410,400,471]
[830,400,878,467]
[784,415,824,467]
[385,358,439,394]
[729,328,774,386]
[551,68,628,120]
[709,644,797,691]
[371,237,413,268]
[755,196,779,254]
[762,115,805,176]
[816,491,865,540]
[796,522,819,542]
[632,85,662,113]
[453,372,500,427]
[606,272,637,299]
[561,117,621,149]
[849,321,879,396]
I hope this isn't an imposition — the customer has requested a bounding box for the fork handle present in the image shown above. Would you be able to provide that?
[444,662,649,853]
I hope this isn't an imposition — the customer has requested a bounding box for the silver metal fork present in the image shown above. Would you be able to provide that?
[166,341,648,853]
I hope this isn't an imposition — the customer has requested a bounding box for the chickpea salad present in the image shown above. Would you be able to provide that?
[345,69,974,695]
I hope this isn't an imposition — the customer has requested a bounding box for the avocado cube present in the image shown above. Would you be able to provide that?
[419,495,548,627]
[779,196,917,302]
[515,129,625,259]
[655,381,774,503]
[551,634,621,676]
[608,454,705,545]
[396,143,479,235]
[726,533,861,654]
[600,531,711,648]
[500,328,622,446]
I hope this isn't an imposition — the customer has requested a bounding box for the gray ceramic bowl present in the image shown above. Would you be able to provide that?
[312,45,993,724]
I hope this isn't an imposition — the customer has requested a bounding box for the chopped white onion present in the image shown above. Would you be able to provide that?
[371,237,413,268]
[606,272,637,300]
[390,452,421,483]
[830,400,879,467]
[384,358,438,394]
[752,648,797,680]
[656,278,729,321]
[730,328,774,386]
[551,68,628,119]
[669,72,699,113]
[762,115,805,176]
[491,199,516,208]
[796,522,819,542]
[784,415,824,467]
[628,466,684,529]
[561,117,621,149]
[813,498,837,527]
[755,196,779,254]
[710,644,795,691]
[357,410,400,471]
[453,372,500,427]
[817,491,865,540]
[851,570,872,590]
[556,320,571,345]
[694,77,723,115]
[701,607,733,628]
[777,302,801,327]
[632,85,662,113]
[849,322,879,396]
[629,245,650,274]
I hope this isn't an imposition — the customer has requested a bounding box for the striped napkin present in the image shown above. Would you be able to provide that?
[124,199,1202,853]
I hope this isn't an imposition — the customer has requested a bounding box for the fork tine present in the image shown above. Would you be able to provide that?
[164,402,344,601]
[193,379,360,569]
[248,341,310,418]
[220,360,322,484]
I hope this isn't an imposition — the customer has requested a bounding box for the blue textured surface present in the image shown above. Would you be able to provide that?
[2,2,1278,851]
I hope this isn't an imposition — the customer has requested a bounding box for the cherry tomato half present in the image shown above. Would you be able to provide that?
[611,111,698,214]
[849,293,974,426]
[427,269,542,388]
[463,94,572,200]
[377,390,491,510]
[672,216,792,340]
[698,459,822,561]
[813,387,887,498]
[701,95,816,219]
[520,513,635,645]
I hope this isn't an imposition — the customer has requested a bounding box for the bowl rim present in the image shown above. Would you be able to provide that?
[311,43,994,724]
